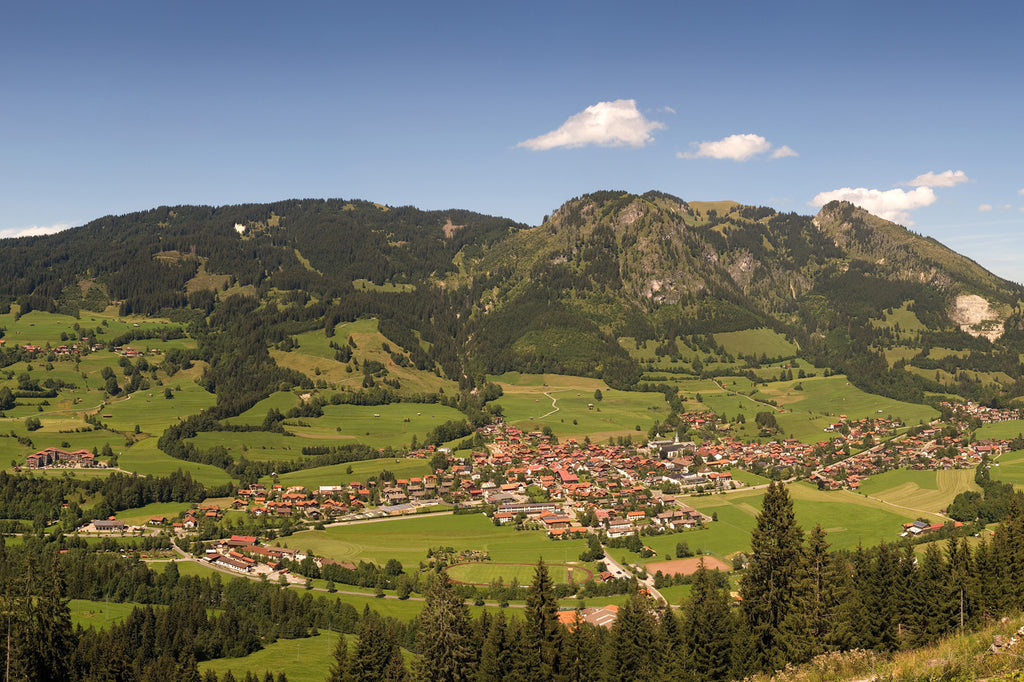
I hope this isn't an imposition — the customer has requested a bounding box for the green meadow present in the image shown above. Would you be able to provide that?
[270,318,458,395]
[445,562,586,586]
[69,599,147,629]
[118,438,235,486]
[265,457,432,489]
[224,392,467,450]
[114,500,194,524]
[856,468,979,514]
[201,631,350,682]
[975,420,1024,441]
[713,328,798,359]
[992,448,1024,487]
[287,513,589,568]
[491,374,667,441]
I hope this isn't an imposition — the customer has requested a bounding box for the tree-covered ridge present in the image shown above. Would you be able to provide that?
[0,199,527,317]
[1,191,1024,403]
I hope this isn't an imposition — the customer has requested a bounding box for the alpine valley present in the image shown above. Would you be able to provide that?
[7,191,1024,682]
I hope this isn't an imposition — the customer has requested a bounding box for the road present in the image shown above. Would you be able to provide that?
[601,546,668,606]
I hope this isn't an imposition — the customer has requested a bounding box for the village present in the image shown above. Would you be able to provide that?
[39,401,1024,573]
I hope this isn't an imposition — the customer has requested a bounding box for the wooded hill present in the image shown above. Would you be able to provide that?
[2,191,1023,406]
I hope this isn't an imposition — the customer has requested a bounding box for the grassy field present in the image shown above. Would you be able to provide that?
[223,395,467,451]
[689,373,935,445]
[95,380,216,436]
[713,328,798,360]
[114,500,194,524]
[490,373,667,441]
[69,599,146,629]
[975,420,1024,441]
[611,482,935,568]
[445,562,587,586]
[856,468,979,515]
[992,448,1024,486]
[266,457,432,489]
[270,318,457,395]
[200,631,348,682]
[287,513,589,568]
[870,302,926,335]
[118,439,235,486]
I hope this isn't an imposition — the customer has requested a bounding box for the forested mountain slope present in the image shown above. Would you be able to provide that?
[1,191,1022,405]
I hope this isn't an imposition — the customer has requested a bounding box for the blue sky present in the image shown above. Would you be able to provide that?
[4,1,1024,281]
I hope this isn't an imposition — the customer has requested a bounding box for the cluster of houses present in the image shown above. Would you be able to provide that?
[202,534,336,581]
[26,447,99,469]
[940,401,1024,425]
[812,426,1013,491]
[900,519,964,538]
[225,479,450,521]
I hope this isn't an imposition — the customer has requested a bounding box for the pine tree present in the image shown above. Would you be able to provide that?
[737,480,805,673]
[865,543,901,651]
[795,525,836,658]
[523,559,564,681]
[604,590,659,682]
[680,560,733,682]
[946,535,974,636]
[476,610,511,682]
[350,609,407,682]
[830,547,872,650]
[973,537,1000,623]
[563,611,602,682]
[327,632,352,682]
[413,573,474,682]
[658,606,686,680]
[908,542,952,646]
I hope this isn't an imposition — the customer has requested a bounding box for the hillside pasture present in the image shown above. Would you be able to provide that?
[265,457,432,489]
[776,375,938,424]
[856,468,979,515]
[200,631,347,682]
[224,399,467,450]
[713,328,798,360]
[975,420,1024,441]
[114,501,194,525]
[870,302,926,335]
[270,318,457,395]
[0,309,175,348]
[94,381,217,436]
[70,599,146,629]
[186,430,316,464]
[991,448,1024,487]
[117,439,235,486]
[492,374,667,440]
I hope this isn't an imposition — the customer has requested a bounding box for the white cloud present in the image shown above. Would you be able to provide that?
[517,99,665,151]
[0,222,75,240]
[678,133,796,161]
[906,169,970,188]
[1018,188,1024,196]
[679,133,770,161]
[979,204,994,212]
[1002,204,1013,210]
[810,186,937,225]
[770,145,798,159]
[658,106,677,115]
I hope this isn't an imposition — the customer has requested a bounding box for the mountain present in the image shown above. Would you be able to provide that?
[1,191,1022,407]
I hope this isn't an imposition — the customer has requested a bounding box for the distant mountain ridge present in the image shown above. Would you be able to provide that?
[1,191,1022,404]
